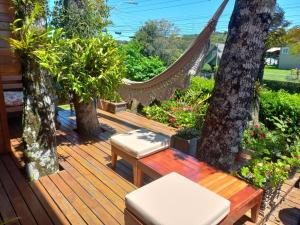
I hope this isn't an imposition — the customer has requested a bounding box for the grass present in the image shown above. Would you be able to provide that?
[58,104,71,110]
[264,66,299,82]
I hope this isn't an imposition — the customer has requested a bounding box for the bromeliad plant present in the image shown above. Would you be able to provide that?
[39,32,126,135]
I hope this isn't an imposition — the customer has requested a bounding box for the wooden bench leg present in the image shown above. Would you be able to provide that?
[111,151,117,170]
[251,195,263,223]
[133,162,143,187]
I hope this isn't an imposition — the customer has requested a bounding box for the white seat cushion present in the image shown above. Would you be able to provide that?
[4,91,23,106]
[110,128,170,159]
[125,172,230,225]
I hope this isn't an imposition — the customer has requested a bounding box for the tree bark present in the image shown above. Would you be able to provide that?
[22,59,59,180]
[73,94,100,136]
[197,0,276,171]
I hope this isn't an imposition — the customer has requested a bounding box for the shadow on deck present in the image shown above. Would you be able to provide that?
[0,109,299,225]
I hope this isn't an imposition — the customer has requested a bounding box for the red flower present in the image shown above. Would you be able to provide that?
[260,133,266,139]
[297,156,300,160]
[251,131,256,137]
[255,124,260,129]
[169,117,176,124]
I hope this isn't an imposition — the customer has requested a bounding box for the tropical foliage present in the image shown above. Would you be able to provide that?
[52,0,110,38]
[40,33,126,103]
[120,42,166,81]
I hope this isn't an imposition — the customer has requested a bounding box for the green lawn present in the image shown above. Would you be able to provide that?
[264,66,299,82]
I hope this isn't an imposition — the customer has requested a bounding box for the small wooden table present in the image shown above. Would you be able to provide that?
[138,148,263,224]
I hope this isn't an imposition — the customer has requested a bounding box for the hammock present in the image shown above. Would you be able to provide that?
[118,0,229,105]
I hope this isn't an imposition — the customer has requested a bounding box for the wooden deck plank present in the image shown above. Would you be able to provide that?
[58,171,121,225]
[0,159,37,225]
[38,176,86,225]
[49,173,103,225]
[56,119,134,183]
[59,161,125,224]
[30,180,71,225]
[58,147,126,211]
[0,177,21,225]
[2,155,53,225]
[58,143,130,198]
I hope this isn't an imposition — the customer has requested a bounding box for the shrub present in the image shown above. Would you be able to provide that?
[263,80,300,94]
[119,42,166,81]
[143,77,212,129]
[240,159,289,189]
[260,89,300,144]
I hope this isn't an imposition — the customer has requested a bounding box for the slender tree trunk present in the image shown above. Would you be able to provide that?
[197,0,276,171]
[22,59,59,180]
[73,94,99,135]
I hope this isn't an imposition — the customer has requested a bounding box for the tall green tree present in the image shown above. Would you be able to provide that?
[134,19,181,66]
[258,5,290,82]
[197,0,276,171]
[8,1,59,180]
[285,26,300,54]
[52,0,110,38]
[51,0,120,135]
[120,42,166,81]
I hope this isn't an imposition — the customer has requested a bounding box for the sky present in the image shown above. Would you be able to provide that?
[49,0,300,41]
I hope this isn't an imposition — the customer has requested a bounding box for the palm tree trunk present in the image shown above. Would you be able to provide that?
[22,59,59,180]
[197,0,276,171]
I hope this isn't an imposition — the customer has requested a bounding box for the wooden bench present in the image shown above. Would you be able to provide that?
[137,148,263,224]
[0,75,23,114]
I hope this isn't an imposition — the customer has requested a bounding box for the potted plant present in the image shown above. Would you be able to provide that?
[240,159,289,214]
[170,127,201,156]
[98,92,128,114]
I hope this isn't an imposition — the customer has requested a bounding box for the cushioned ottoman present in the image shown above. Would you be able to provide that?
[125,172,231,225]
[110,128,170,186]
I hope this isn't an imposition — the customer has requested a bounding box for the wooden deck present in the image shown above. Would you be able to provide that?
[0,109,299,225]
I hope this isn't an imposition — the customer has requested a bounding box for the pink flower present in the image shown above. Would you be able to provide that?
[255,124,260,129]
[251,131,256,137]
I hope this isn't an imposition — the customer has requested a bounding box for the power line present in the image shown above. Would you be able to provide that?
[117,0,210,14]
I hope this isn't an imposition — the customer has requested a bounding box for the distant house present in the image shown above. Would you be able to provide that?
[278,47,300,70]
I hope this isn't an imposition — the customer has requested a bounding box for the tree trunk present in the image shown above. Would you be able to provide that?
[22,59,59,180]
[197,0,276,171]
[73,95,99,135]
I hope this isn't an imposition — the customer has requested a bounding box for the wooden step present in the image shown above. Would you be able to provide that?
[0,39,9,48]
[0,63,21,75]
[0,3,14,14]
[0,22,10,30]
[0,30,10,36]
[0,12,13,22]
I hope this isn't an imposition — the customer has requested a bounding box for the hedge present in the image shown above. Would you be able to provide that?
[263,80,300,94]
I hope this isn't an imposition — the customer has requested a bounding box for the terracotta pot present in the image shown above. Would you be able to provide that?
[170,135,199,157]
[98,100,128,114]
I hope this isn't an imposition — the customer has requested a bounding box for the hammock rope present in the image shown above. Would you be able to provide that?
[118,0,229,105]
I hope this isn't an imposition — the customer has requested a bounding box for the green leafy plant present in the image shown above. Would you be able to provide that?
[240,159,289,189]
[242,123,288,161]
[175,127,201,140]
[38,33,126,103]
[143,77,212,129]
[260,89,300,143]
[120,42,166,81]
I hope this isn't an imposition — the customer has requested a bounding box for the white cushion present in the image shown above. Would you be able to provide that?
[110,129,170,159]
[125,172,230,225]
[4,91,23,106]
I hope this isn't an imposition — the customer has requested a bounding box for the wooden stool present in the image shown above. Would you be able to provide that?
[110,129,170,186]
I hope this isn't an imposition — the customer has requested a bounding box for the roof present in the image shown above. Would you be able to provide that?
[267,47,281,53]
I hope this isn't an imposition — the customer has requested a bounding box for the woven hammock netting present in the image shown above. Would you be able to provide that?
[118,0,228,105]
